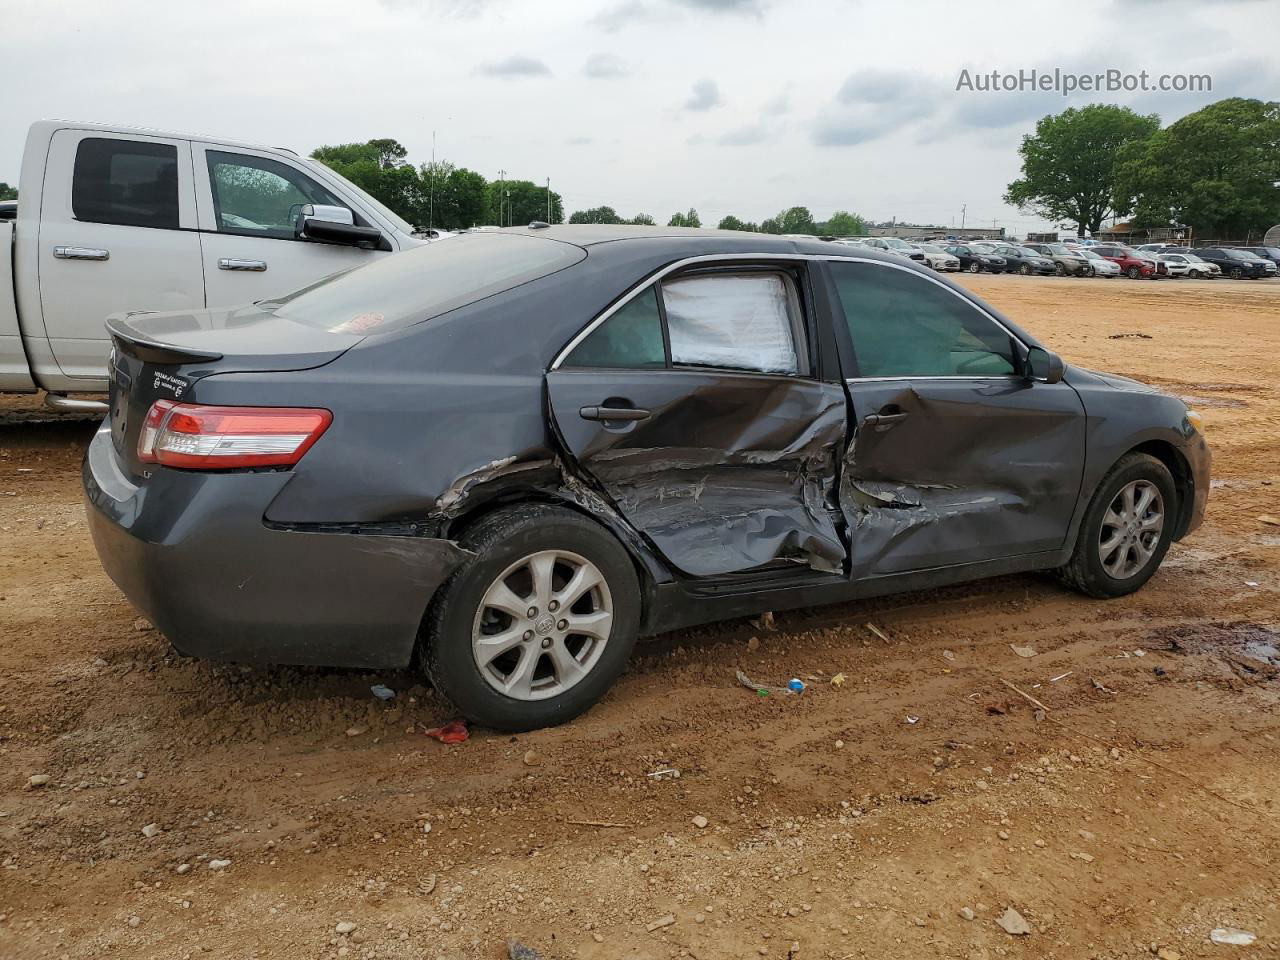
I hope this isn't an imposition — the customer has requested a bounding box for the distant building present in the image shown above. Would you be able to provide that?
[871,225,1005,241]
[1096,222,1190,244]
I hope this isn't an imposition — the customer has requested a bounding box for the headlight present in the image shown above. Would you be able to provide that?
[1185,410,1204,433]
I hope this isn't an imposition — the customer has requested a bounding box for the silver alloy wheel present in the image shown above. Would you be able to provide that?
[471,549,613,701]
[1098,479,1164,579]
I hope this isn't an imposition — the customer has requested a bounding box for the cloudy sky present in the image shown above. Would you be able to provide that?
[2,0,1275,232]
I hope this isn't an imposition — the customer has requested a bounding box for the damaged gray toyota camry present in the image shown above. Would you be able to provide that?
[85,226,1210,731]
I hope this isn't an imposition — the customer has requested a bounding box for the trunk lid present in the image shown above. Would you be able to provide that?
[107,303,362,478]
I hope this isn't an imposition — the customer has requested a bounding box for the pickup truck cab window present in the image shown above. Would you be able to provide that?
[829,260,1015,378]
[207,150,349,240]
[72,138,180,230]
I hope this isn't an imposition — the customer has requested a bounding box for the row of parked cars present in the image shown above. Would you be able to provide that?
[830,235,1280,281]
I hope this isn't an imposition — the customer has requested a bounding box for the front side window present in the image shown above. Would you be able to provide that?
[564,286,666,369]
[207,151,347,240]
[72,138,179,229]
[829,260,1016,379]
[662,273,799,375]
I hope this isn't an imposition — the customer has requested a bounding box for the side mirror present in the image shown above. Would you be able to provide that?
[295,204,385,248]
[1025,346,1065,384]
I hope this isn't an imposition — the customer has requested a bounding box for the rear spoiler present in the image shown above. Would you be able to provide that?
[107,316,224,365]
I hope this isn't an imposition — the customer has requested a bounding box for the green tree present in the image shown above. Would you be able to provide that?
[486,179,563,226]
[770,206,816,234]
[1004,105,1160,237]
[667,208,701,227]
[717,215,759,231]
[760,216,781,234]
[821,210,866,236]
[1117,97,1280,238]
[420,161,488,230]
[629,213,656,225]
[0,182,15,202]
[569,205,625,224]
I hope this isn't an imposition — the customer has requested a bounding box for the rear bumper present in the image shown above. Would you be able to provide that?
[83,425,469,669]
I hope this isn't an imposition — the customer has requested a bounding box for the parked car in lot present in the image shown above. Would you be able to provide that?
[1157,252,1219,279]
[859,236,928,264]
[1182,247,1277,279]
[915,242,961,271]
[1,120,444,409]
[1023,242,1093,276]
[1090,244,1159,279]
[1079,249,1120,277]
[86,227,1211,730]
[943,244,1007,273]
[1233,246,1280,269]
[989,244,1056,276]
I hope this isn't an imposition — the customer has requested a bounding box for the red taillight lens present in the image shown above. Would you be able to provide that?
[136,402,332,469]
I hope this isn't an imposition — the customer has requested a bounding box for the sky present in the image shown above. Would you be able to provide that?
[2,0,1276,233]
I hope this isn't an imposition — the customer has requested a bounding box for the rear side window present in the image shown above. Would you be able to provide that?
[269,232,586,333]
[564,286,666,368]
[663,274,798,374]
[207,150,347,240]
[72,138,179,229]
[829,260,1016,378]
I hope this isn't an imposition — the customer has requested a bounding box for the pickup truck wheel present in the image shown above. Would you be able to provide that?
[1058,453,1177,599]
[421,504,640,731]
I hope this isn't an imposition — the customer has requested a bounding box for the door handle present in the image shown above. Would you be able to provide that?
[53,245,109,261]
[218,258,268,272]
[862,411,909,428]
[579,405,651,422]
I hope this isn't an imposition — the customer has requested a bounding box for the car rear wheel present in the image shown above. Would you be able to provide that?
[1058,453,1177,599]
[1018,263,1032,276]
[421,504,640,731]
[1126,266,1141,279]
[1229,266,1243,279]
[968,262,982,274]
[1054,262,1066,276]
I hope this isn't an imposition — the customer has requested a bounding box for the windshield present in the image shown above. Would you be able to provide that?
[879,237,913,249]
[1045,244,1074,256]
[1182,254,1203,262]
[1080,250,1102,260]
[265,232,586,333]
[305,158,416,236]
[1231,250,1262,260]
[918,243,944,253]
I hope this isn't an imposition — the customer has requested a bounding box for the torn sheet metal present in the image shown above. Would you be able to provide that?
[841,379,1086,576]
[545,368,848,578]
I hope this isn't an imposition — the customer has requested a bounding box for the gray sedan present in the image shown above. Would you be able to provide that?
[86,227,1211,730]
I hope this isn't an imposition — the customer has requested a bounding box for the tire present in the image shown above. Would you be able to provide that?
[1019,263,1032,276]
[1058,453,1178,599]
[968,262,982,274]
[1126,266,1141,279]
[1082,265,1095,278]
[1229,266,1242,279]
[1054,262,1066,276]
[421,503,641,731]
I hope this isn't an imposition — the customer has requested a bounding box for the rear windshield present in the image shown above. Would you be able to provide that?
[264,233,586,333]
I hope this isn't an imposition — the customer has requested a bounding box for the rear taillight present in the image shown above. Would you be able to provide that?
[137,402,332,469]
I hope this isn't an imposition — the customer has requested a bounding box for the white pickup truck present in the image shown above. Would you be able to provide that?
[1,120,440,409]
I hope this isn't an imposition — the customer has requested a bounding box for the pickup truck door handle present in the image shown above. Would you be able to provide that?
[579,405,651,422]
[218,258,268,272]
[53,245,109,261]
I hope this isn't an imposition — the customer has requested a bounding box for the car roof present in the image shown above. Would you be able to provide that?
[490,224,897,260]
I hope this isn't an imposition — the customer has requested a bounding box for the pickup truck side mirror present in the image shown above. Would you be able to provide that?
[295,204,385,249]
[1025,346,1065,384]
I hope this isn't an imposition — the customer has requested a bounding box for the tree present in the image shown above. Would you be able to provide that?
[311,139,425,225]
[569,206,626,224]
[486,179,563,226]
[821,210,866,236]
[717,215,759,231]
[760,217,781,234]
[0,182,15,202]
[629,213,656,225]
[667,208,701,227]
[770,206,816,235]
[420,161,487,230]
[1004,105,1160,237]
[1117,97,1280,238]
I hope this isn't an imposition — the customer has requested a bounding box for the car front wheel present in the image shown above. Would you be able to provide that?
[968,262,982,274]
[1018,263,1032,276]
[1054,262,1066,276]
[422,504,641,731]
[1058,453,1177,599]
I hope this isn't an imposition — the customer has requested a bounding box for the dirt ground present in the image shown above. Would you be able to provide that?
[2,274,1279,960]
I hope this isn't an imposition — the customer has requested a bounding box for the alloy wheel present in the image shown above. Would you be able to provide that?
[471,549,614,701]
[1097,480,1164,579]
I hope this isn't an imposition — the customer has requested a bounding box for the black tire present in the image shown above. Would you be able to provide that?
[968,261,982,274]
[1019,263,1032,276]
[1058,453,1178,599]
[1126,266,1141,279]
[1082,265,1095,278]
[1054,262,1066,276]
[421,504,641,731]
[1229,266,1243,279]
